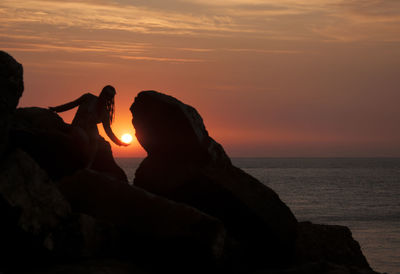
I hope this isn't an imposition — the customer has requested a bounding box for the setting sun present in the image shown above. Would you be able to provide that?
[121,133,133,144]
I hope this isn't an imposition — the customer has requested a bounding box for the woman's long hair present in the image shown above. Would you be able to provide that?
[98,85,115,125]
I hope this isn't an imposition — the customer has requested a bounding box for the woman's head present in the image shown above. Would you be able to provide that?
[98,85,116,124]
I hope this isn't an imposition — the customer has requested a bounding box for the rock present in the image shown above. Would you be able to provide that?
[131,90,298,270]
[10,107,85,179]
[10,107,127,181]
[0,150,131,272]
[21,259,152,274]
[0,149,71,238]
[295,222,372,270]
[131,90,230,166]
[255,261,380,274]
[0,150,79,269]
[0,51,24,157]
[58,168,226,270]
[91,135,128,182]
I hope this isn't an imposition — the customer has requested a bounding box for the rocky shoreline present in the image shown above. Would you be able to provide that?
[0,51,379,274]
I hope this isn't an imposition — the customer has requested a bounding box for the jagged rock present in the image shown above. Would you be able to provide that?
[91,135,128,181]
[0,149,71,264]
[0,51,24,157]
[295,222,372,270]
[255,261,379,274]
[20,259,151,274]
[131,90,230,166]
[58,169,226,270]
[0,149,132,274]
[10,107,127,181]
[0,150,71,235]
[253,222,379,273]
[131,90,298,270]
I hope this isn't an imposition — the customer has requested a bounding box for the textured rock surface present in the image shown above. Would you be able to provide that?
[0,150,114,271]
[91,135,128,181]
[10,107,127,181]
[295,222,372,269]
[131,90,298,269]
[0,51,24,157]
[131,90,230,166]
[59,168,226,268]
[255,261,379,274]
[0,150,71,235]
[19,259,151,274]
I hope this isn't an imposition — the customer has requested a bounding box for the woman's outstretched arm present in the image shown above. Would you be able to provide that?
[49,93,88,113]
[102,119,128,146]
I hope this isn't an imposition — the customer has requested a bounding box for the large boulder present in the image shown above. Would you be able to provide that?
[295,222,372,270]
[10,107,127,181]
[254,222,378,273]
[0,150,118,271]
[131,90,298,270]
[0,51,24,157]
[58,169,226,271]
[255,261,379,274]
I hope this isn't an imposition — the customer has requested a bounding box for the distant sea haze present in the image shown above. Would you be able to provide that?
[116,157,400,274]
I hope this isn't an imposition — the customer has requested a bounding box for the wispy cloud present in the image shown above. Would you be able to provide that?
[1,40,149,54]
[336,0,400,21]
[1,0,399,65]
[0,0,341,41]
[116,55,204,63]
[0,0,240,35]
[311,0,400,42]
[225,48,302,54]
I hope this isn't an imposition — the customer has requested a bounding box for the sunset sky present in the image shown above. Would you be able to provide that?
[1,0,400,157]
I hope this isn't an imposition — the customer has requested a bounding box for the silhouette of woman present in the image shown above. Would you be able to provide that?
[49,85,128,167]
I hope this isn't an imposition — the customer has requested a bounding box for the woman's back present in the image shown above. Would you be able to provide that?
[71,93,101,134]
[49,86,126,149]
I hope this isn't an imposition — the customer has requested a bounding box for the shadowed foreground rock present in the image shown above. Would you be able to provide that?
[0,150,121,272]
[59,169,226,270]
[10,107,127,181]
[131,90,298,270]
[295,222,371,269]
[0,51,24,157]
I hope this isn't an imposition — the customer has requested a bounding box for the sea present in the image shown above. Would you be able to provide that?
[116,157,400,274]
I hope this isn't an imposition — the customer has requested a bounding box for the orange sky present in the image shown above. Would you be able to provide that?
[1,0,400,157]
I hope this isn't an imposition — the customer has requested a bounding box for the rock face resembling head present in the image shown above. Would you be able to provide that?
[0,51,24,156]
[130,90,230,165]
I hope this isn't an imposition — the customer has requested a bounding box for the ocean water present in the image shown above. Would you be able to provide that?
[116,157,400,274]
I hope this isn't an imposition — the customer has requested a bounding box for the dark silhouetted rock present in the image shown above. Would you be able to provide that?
[131,90,298,270]
[0,150,119,271]
[131,90,230,166]
[58,168,226,270]
[255,261,379,274]
[253,222,379,273]
[295,222,372,270]
[21,259,152,274]
[10,107,127,181]
[91,135,128,181]
[0,51,24,157]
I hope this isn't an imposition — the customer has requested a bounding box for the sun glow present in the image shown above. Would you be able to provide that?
[121,133,133,144]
